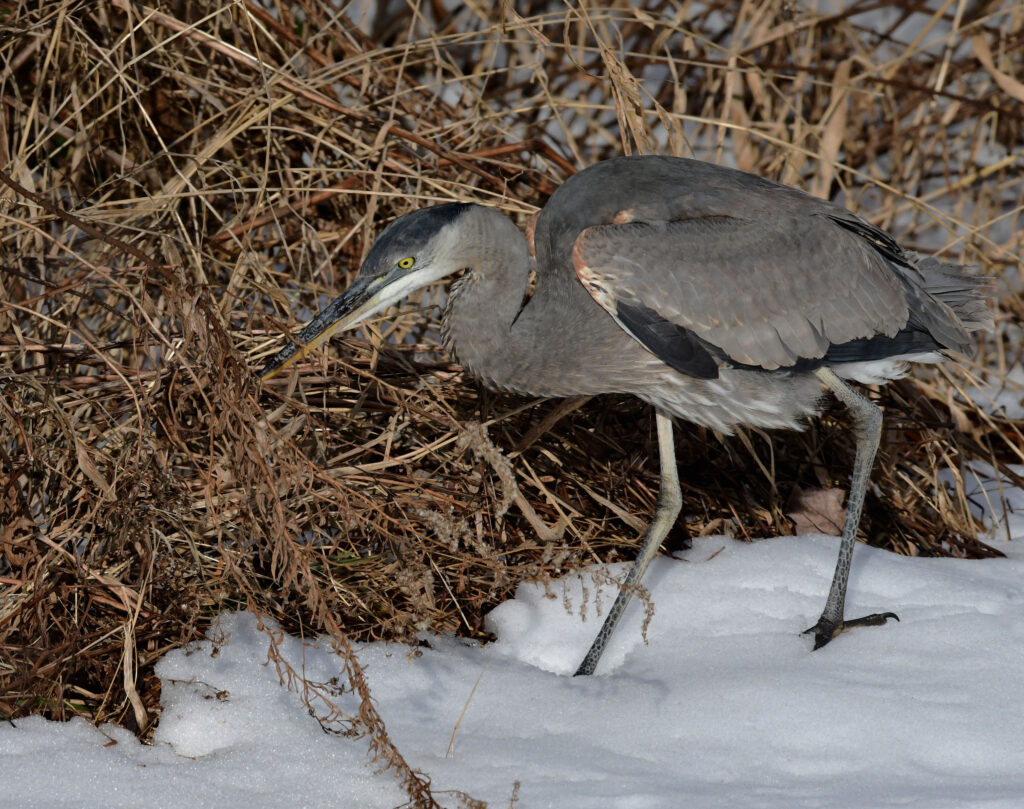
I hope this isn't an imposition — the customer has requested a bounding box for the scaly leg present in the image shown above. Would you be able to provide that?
[575,411,681,676]
[805,367,898,649]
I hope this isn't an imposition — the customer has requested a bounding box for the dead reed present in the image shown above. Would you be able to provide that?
[1,1,1021,803]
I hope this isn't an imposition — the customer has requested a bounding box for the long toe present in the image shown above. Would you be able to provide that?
[804,612,899,650]
[842,611,899,630]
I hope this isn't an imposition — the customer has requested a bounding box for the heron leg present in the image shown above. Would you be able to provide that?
[574,410,681,676]
[804,367,898,650]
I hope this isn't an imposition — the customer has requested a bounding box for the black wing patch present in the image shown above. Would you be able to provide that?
[826,214,908,267]
[616,300,720,379]
[725,329,943,375]
[823,329,941,363]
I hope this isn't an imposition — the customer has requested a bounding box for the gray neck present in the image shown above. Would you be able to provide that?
[442,205,537,392]
[442,204,640,399]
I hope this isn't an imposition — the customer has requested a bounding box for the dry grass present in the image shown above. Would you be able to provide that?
[1,0,1022,803]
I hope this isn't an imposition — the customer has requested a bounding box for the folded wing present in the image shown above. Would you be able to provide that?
[571,213,941,376]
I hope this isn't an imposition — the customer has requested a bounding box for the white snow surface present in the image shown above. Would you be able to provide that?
[2,529,1023,808]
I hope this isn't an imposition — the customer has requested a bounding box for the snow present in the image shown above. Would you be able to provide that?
[960,461,1024,547]
[965,365,1024,421]
[2,524,1023,808]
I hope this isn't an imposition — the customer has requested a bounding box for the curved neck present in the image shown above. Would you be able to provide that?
[442,205,538,392]
[443,204,635,399]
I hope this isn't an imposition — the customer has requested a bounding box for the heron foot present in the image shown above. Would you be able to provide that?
[803,612,899,650]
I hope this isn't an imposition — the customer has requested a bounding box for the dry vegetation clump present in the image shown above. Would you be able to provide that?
[1,0,1022,800]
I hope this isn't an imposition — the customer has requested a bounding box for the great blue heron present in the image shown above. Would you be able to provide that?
[260,156,992,676]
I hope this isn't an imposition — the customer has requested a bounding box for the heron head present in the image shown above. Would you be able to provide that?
[260,203,473,379]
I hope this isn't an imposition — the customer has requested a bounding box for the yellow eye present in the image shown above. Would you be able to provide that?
[397,257,415,269]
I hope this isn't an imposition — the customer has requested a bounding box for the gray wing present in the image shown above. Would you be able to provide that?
[572,214,911,372]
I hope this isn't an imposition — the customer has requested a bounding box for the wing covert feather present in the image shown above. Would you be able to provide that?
[572,215,910,370]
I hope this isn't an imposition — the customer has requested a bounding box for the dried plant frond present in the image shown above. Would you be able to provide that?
[1,1,1022,804]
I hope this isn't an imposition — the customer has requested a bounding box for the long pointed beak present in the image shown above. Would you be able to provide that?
[259,274,386,380]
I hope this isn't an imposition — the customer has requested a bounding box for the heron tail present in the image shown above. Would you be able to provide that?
[914,255,995,335]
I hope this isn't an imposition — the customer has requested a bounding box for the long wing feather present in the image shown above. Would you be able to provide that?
[572,214,911,371]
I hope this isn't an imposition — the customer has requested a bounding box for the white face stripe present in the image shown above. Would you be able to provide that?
[374,264,452,308]
[343,264,454,331]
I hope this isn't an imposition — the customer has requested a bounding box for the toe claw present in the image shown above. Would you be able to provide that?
[802,619,839,650]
